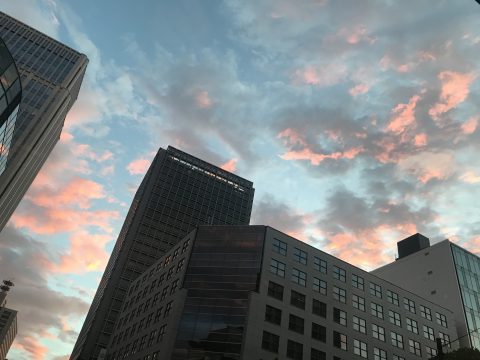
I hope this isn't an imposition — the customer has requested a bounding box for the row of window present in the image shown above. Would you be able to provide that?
[111,302,172,348]
[109,324,166,360]
[270,256,449,328]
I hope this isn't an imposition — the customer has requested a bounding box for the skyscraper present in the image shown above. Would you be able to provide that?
[0,11,88,231]
[0,36,22,176]
[71,146,255,360]
[106,225,458,360]
[373,234,480,349]
[0,281,17,360]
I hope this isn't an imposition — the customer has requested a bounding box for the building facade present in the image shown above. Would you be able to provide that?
[0,11,88,231]
[71,146,255,360]
[0,36,22,177]
[0,306,16,360]
[106,226,458,360]
[373,234,480,350]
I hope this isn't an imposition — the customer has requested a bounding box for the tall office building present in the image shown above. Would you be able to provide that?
[0,11,88,231]
[373,234,480,349]
[0,36,22,176]
[72,146,255,360]
[0,281,17,359]
[106,225,458,360]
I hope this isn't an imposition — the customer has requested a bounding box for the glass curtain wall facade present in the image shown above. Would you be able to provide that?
[0,11,88,231]
[0,37,21,176]
[172,226,265,360]
[72,146,254,360]
[451,244,480,348]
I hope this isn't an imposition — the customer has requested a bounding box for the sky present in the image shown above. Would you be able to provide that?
[0,0,479,358]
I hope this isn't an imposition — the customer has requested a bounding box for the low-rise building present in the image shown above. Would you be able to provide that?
[106,226,458,360]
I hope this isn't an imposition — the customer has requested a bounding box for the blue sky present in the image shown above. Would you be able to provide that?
[0,0,480,358]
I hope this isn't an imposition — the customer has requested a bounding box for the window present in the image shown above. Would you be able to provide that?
[292,268,307,286]
[372,323,385,342]
[406,317,418,334]
[352,294,365,311]
[373,347,387,360]
[311,348,326,360]
[423,324,435,340]
[313,277,327,295]
[426,346,438,357]
[262,331,279,353]
[164,301,172,317]
[353,339,368,358]
[268,281,284,301]
[387,290,399,306]
[333,307,347,326]
[333,266,346,282]
[181,239,190,253]
[352,274,364,290]
[371,302,383,319]
[270,259,286,277]
[289,314,304,334]
[287,339,303,360]
[403,298,415,313]
[393,355,405,360]
[409,339,421,356]
[273,238,287,255]
[370,282,382,298]
[436,312,448,327]
[265,305,282,325]
[314,256,327,274]
[353,316,366,334]
[157,324,166,343]
[333,331,347,351]
[311,322,326,342]
[439,332,451,348]
[290,290,306,309]
[420,305,432,320]
[176,258,185,272]
[389,310,401,327]
[312,299,326,318]
[293,247,307,264]
[170,279,179,294]
[391,331,403,349]
[333,286,346,303]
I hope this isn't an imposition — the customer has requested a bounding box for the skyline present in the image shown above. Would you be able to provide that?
[0,0,479,359]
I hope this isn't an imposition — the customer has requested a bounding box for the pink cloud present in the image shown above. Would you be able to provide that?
[277,128,308,146]
[220,158,237,173]
[349,83,370,97]
[127,157,151,175]
[459,171,480,184]
[398,152,455,183]
[293,63,347,87]
[281,146,363,165]
[386,95,421,134]
[12,208,119,235]
[29,177,105,210]
[195,90,213,109]
[429,71,476,121]
[413,133,428,147]
[13,336,48,360]
[52,231,113,273]
[461,116,478,135]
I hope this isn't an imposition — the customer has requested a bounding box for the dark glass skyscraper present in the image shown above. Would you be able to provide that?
[0,36,22,176]
[71,146,255,360]
[0,11,88,231]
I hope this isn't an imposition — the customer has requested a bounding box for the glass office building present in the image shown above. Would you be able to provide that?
[0,37,21,176]
[0,11,88,231]
[72,146,255,360]
[451,244,480,349]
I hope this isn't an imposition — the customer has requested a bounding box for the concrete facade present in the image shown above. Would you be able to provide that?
[373,238,480,350]
[107,226,458,360]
